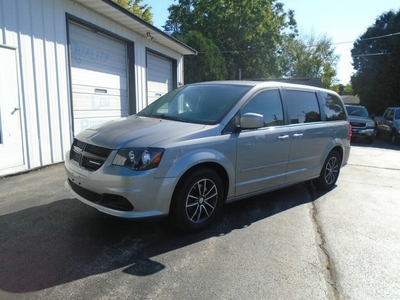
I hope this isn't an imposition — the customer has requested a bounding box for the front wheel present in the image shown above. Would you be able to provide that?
[391,131,398,145]
[313,151,341,191]
[170,168,224,232]
[365,136,374,144]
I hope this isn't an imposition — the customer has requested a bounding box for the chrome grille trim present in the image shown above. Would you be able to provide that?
[70,139,112,171]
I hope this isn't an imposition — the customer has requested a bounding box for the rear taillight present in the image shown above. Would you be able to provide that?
[349,124,353,141]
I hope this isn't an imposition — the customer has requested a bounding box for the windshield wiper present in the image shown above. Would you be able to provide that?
[158,114,191,123]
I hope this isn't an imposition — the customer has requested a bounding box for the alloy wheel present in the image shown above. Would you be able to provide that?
[324,156,339,185]
[185,178,218,223]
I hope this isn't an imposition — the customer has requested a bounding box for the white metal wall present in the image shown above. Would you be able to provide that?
[0,0,184,175]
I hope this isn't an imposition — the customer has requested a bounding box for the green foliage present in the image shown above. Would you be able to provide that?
[112,0,153,24]
[175,31,228,83]
[164,0,297,80]
[343,84,354,95]
[332,84,354,95]
[351,9,400,115]
[279,33,339,89]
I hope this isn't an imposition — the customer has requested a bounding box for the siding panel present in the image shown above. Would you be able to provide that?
[0,0,184,175]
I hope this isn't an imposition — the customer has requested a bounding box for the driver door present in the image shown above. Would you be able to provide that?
[235,89,290,196]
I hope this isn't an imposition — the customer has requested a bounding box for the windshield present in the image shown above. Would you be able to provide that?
[137,84,253,124]
[346,106,370,117]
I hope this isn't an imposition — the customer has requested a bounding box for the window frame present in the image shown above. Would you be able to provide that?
[237,88,285,129]
[283,88,322,125]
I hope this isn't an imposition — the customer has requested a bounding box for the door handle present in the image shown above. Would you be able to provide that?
[277,135,289,141]
[11,107,20,115]
[293,133,303,138]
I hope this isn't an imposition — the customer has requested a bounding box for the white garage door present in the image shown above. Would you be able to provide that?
[147,52,173,105]
[69,23,128,135]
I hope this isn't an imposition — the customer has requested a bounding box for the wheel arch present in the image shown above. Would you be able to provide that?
[331,145,344,164]
[171,162,230,207]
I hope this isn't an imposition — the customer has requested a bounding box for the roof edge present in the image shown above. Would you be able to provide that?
[101,0,197,55]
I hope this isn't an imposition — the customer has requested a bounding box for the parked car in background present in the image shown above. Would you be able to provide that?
[345,105,375,144]
[374,107,400,145]
[65,81,351,232]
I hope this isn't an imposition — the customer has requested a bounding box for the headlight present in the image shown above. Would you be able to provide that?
[366,121,375,127]
[113,148,164,170]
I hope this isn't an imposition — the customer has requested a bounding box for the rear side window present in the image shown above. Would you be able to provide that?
[322,92,347,121]
[240,89,284,127]
[286,90,321,124]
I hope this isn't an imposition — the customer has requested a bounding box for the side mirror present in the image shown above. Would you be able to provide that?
[240,113,264,129]
[370,114,375,119]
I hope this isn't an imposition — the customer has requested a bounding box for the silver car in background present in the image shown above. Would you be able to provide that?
[65,81,351,231]
[345,104,375,144]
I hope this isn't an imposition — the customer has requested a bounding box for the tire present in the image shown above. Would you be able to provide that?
[365,137,374,144]
[375,129,381,138]
[170,168,224,232]
[313,151,341,191]
[391,131,398,145]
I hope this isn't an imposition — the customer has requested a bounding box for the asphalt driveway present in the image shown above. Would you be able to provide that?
[0,139,399,300]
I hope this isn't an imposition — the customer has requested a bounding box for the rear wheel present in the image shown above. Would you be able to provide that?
[170,168,224,232]
[313,151,341,191]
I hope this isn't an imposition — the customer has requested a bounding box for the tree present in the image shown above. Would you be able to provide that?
[332,83,354,95]
[164,0,297,80]
[351,9,400,115]
[177,31,228,83]
[278,33,339,89]
[112,0,153,24]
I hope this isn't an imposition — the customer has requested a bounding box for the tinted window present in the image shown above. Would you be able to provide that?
[286,90,321,124]
[323,93,347,121]
[241,90,284,127]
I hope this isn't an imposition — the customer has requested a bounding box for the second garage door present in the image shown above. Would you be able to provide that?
[147,52,173,105]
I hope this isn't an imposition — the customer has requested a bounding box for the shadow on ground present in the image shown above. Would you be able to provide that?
[0,182,317,293]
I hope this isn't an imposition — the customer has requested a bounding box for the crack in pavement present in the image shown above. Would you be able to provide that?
[307,183,344,300]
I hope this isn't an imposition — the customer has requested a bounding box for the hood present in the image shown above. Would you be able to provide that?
[348,115,373,124]
[76,115,206,149]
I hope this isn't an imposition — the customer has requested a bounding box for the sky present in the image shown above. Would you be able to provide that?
[142,0,400,84]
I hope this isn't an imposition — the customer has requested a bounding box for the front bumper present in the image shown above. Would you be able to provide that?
[351,128,375,138]
[64,151,177,219]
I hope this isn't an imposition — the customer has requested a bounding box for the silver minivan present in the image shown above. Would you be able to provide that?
[65,81,351,231]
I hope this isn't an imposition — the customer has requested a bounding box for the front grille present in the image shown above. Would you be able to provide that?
[350,122,366,128]
[70,138,112,171]
[69,179,134,211]
[69,179,101,202]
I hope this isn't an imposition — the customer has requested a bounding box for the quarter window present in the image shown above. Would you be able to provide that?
[241,90,284,127]
[322,92,347,121]
[286,90,321,124]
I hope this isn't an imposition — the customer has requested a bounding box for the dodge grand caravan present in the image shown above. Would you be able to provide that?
[65,81,351,231]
